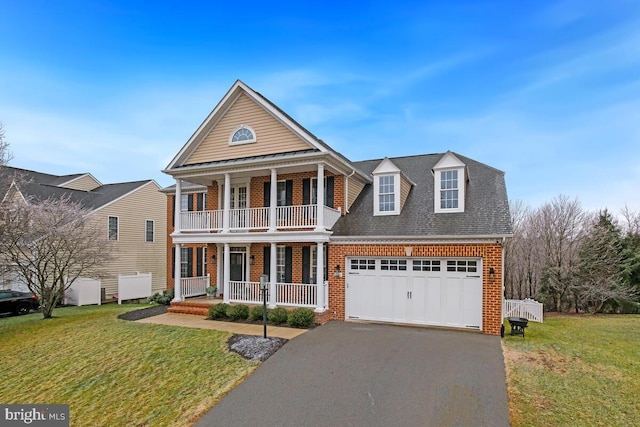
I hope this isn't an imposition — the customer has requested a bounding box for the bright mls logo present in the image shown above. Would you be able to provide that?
[1,405,69,426]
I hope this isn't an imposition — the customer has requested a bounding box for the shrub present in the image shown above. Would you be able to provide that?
[148,289,174,305]
[268,307,289,324]
[287,307,315,328]
[249,305,268,321]
[207,303,229,320]
[226,304,250,321]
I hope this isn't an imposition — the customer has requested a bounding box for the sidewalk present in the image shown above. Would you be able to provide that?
[136,312,308,340]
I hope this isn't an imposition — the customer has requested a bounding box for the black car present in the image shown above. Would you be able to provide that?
[0,289,39,315]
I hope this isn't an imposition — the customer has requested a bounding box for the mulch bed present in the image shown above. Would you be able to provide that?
[117,305,168,321]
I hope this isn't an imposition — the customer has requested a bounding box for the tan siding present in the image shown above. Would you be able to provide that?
[347,176,366,210]
[60,175,101,191]
[90,183,167,300]
[185,93,312,165]
[400,175,412,211]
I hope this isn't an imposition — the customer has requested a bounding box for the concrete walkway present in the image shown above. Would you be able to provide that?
[136,312,307,340]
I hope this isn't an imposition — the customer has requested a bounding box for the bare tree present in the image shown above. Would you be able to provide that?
[0,197,113,318]
[537,195,586,311]
[504,200,542,299]
[0,123,12,167]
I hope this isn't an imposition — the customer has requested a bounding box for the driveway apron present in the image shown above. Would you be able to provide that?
[196,321,510,427]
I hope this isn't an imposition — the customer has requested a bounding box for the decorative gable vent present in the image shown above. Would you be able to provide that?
[229,124,256,145]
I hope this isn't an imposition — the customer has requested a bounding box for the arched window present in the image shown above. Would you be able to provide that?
[229,125,256,145]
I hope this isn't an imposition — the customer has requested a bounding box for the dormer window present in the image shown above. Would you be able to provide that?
[229,125,256,145]
[440,170,459,209]
[433,152,466,213]
[372,158,403,216]
[378,175,396,212]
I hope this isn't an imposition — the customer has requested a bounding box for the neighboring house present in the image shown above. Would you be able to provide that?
[162,80,512,335]
[0,166,167,300]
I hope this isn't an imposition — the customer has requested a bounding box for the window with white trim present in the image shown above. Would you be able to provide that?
[108,216,118,241]
[446,260,477,272]
[412,260,441,271]
[229,125,256,145]
[276,181,287,206]
[181,247,190,277]
[381,259,407,271]
[181,194,189,212]
[145,220,154,242]
[350,259,376,270]
[378,175,395,212]
[440,170,459,210]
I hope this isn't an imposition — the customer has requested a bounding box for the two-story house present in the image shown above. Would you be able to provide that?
[0,166,167,299]
[163,80,512,335]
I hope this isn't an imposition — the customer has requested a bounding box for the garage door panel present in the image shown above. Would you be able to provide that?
[346,257,483,331]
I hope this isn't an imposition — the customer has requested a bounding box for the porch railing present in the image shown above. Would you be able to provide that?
[503,298,544,322]
[182,275,209,298]
[227,280,320,308]
[179,204,341,232]
[180,211,222,231]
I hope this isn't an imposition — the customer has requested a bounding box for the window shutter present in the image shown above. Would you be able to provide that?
[196,248,203,277]
[196,193,204,211]
[326,176,334,208]
[186,247,194,278]
[302,178,311,205]
[285,246,293,283]
[285,180,293,206]
[264,182,270,207]
[171,196,175,226]
[171,248,175,279]
[263,246,270,275]
[188,194,194,211]
[302,246,311,284]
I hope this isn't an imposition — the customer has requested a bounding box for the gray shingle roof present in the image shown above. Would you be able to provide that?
[1,166,153,211]
[331,153,513,238]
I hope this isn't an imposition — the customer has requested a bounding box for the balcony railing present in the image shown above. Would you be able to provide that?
[178,204,341,232]
[181,275,210,298]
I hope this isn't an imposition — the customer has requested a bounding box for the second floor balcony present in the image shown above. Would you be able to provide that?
[178,204,342,233]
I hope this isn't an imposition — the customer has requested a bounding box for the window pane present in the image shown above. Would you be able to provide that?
[276,246,286,282]
[277,182,287,206]
[181,194,189,211]
[181,248,189,277]
[145,220,154,242]
[108,217,118,241]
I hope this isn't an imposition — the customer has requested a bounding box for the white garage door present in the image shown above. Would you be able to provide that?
[345,258,483,330]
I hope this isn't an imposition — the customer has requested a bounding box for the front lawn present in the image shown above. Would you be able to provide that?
[503,314,640,427]
[0,305,258,427]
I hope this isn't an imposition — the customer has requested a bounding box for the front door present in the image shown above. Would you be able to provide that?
[230,252,246,282]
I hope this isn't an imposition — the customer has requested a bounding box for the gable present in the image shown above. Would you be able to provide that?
[433,151,465,170]
[184,93,314,166]
[372,158,401,175]
[58,174,102,191]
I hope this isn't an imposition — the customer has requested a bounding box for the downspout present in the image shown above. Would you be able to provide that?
[345,169,356,214]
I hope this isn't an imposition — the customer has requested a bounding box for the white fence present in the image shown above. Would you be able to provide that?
[118,272,152,304]
[182,275,209,298]
[504,299,544,322]
[65,278,102,306]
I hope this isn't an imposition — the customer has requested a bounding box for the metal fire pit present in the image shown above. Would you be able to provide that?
[507,317,529,338]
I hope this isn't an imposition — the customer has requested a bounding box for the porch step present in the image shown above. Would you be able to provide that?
[168,300,214,316]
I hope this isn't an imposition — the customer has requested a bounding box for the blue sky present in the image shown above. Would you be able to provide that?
[1,0,639,212]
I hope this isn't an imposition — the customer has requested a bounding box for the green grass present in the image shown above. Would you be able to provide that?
[0,305,258,427]
[503,314,640,427]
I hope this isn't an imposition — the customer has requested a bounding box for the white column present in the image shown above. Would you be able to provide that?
[172,244,182,302]
[315,164,325,231]
[222,173,231,233]
[315,242,325,312]
[269,242,277,308]
[223,243,230,303]
[216,244,222,291]
[174,179,182,232]
[269,168,277,232]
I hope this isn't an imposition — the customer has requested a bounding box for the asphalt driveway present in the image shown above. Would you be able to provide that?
[196,321,510,427]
